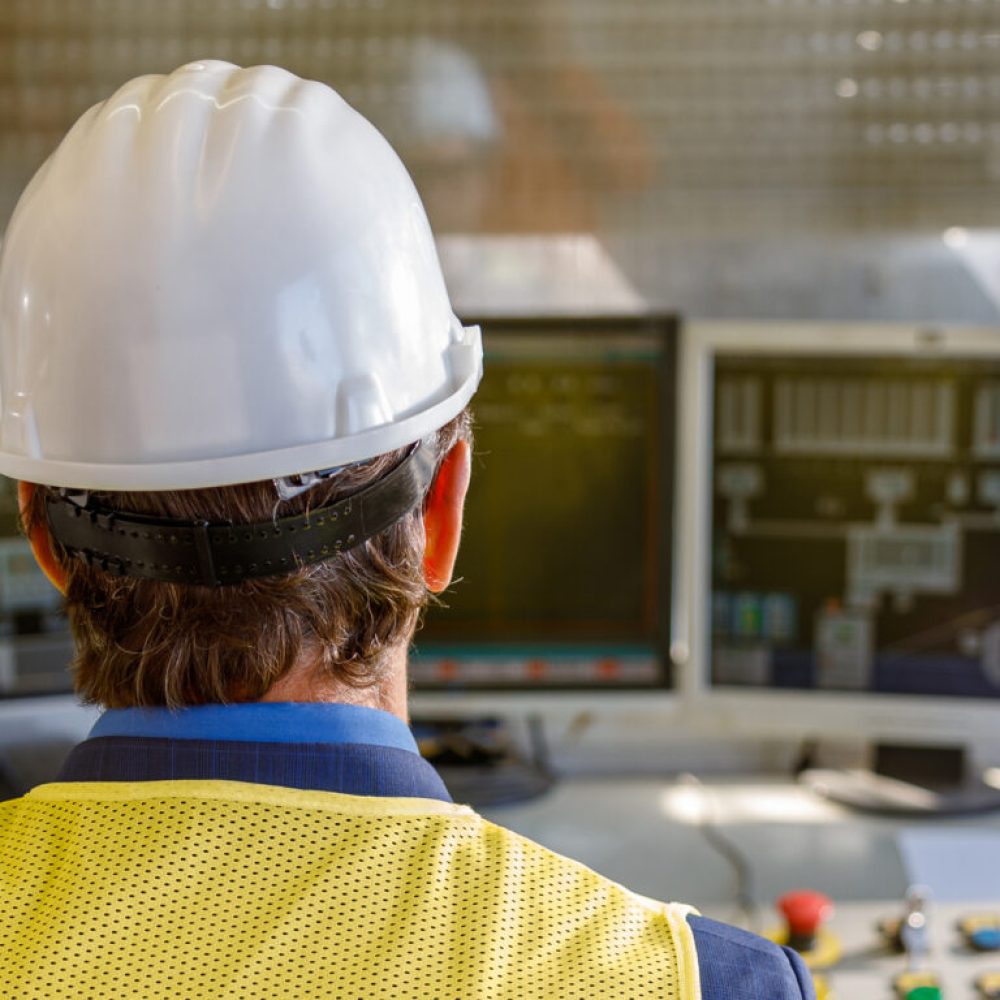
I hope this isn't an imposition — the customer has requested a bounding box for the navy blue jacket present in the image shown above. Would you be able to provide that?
[58,705,814,1000]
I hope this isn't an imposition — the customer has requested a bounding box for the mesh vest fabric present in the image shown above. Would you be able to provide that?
[0,780,701,1000]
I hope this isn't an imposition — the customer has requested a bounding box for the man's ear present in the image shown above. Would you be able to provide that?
[17,482,68,594]
[423,439,471,593]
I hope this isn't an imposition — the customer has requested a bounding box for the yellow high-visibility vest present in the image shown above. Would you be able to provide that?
[0,780,701,999]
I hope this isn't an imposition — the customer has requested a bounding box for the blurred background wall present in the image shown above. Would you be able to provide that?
[0,0,998,322]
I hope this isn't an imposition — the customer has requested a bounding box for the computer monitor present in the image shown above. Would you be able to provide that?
[410,314,677,695]
[679,323,1000,809]
[0,477,72,700]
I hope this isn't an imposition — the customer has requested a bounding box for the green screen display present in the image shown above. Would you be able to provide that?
[420,328,670,648]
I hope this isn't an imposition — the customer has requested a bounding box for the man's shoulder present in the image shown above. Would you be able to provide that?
[481,821,813,998]
[688,914,815,1000]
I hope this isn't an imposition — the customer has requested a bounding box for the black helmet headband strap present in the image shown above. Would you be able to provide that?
[43,438,439,588]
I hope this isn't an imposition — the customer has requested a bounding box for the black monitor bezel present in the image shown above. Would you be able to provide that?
[411,312,678,693]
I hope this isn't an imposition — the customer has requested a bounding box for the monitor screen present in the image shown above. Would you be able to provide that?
[708,348,1000,701]
[412,315,676,690]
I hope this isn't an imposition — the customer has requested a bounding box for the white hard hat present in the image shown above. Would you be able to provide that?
[0,60,482,491]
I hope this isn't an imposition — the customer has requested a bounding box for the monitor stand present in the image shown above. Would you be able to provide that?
[800,743,1000,816]
[415,715,555,809]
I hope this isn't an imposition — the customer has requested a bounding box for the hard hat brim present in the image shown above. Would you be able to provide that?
[0,329,481,491]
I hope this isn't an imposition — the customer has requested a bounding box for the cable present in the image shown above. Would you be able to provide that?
[677,773,758,931]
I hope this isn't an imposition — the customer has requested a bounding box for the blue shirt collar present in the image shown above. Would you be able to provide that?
[89,702,419,754]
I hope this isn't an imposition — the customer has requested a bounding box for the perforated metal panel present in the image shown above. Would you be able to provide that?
[0,0,998,317]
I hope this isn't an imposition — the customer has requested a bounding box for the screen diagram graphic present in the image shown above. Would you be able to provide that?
[711,354,1000,700]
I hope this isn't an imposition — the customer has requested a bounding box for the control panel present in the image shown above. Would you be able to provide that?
[754,892,1000,999]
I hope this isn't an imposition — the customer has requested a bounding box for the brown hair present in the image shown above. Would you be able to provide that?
[22,412,471,709]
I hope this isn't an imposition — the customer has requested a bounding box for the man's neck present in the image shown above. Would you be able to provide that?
[258,644,409,722]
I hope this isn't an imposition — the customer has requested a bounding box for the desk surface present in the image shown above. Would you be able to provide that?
[481,775,999,910]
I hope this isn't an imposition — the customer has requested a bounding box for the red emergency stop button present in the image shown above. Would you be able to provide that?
[778,890,834,952]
